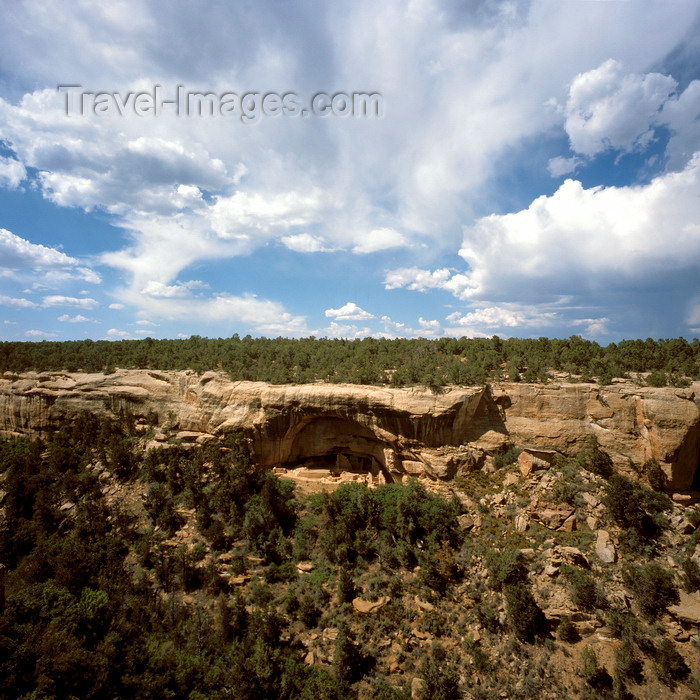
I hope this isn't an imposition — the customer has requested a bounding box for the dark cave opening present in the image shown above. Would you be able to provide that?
[692,452,700,492]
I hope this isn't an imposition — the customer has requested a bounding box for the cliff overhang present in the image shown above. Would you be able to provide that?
[1,370,698,489]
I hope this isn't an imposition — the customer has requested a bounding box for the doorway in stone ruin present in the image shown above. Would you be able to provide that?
[283,416,393,483]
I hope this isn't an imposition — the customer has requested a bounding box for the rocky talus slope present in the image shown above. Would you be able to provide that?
[0,369,698,489]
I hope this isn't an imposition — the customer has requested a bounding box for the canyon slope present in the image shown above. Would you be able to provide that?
[0,369,699,489]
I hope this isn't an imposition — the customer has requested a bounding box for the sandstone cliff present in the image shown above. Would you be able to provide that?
[0,370,698,489]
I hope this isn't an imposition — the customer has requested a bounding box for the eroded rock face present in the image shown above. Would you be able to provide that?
[0,371,698,488]
[494,382,700,489]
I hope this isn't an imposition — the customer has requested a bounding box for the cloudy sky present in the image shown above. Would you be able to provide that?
[1,0,699,343]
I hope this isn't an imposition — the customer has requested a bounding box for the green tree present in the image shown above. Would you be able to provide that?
[505,582,547,643]
[419,658,461,700]
[622,562,679,621]
[604,473,671,549]
[576,435,613,478]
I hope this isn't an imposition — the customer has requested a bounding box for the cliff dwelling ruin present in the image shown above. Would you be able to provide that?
[274,416,395,485]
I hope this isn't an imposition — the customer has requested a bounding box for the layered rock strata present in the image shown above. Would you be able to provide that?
[0,370,698,489]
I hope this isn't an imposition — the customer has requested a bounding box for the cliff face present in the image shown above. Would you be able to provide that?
[1,370,698,489]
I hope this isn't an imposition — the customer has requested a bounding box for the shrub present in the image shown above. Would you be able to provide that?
[606,610,639,641]
[333,623,364,685]
[614,637,644,685]
[419,658,461,700]
[373,684,411,700]
[557,616,580,644]
[297,594,321,628]
[603,472,671,548]
[337,565,355,605]
[622,562,679,621]
[644,458,668,491]
[598,370,613,386]
[143,482,183,536]
[563,566,601,612]
[669,372,691,388]
[576,435,613,478]
[654,638,690,687]
[493,445,521,469]
[580,646,613,693]
[646,370,667,387]
[418,541,463,596]
[681,557,700,593]
[486,549,528,592]
[463,637,491,672]
[263,561,297,583]
[474,600,503,634]
[505,582,547,644]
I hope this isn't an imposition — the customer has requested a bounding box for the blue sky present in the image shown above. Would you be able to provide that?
[1,0,699,343]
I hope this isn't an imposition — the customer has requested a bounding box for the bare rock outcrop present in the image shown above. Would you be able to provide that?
[494,382,700,489]
[0,371,698,489]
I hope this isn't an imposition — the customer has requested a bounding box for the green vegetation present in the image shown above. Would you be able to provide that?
[504,581,547,644]
[0,418,472,698]
[654,638,690,687]
[562,565,602,612]
[580,646,613,696]
[603,472,672,552]
[1,334,698,386]
[1,409,698,698]
[622,562,679,621]
[575,435,613,479]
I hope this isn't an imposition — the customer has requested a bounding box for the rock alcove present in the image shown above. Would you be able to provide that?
[277,416,394,483]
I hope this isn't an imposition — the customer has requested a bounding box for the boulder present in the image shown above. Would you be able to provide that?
[415,596,434,612]
[457,514,475,531]
[411,677,426,700]
[595,530,616,564]
[514,514,529,532]
[411,628,432,640]
[352,596,390,613]
[402,460,426,476]
[558,546,590,569]
[504,472,520,487]
[518,449,554,477]
[530,505,576,530]
[668,590,700,625]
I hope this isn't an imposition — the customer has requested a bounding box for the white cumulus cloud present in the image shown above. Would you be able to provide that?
[281,233,334,253]
[325,302,375,321]
[42,295,99,309]
[25,329,58,338]
[106,329,132,339]
[0,156,26,189]
[0,228,77,269]
[0,295,38,309]
[57,314,90,322]
[564,59,677,157]
[352,228,408,254]
[457,153,700,301]
[320,322,372,339]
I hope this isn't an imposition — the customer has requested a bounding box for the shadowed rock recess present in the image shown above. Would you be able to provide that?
[1,370,699,489]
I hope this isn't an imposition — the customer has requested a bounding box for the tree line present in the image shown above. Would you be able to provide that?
[1,335,699,386]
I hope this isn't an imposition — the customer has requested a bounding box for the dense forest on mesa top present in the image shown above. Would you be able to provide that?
[1,335,699,387]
